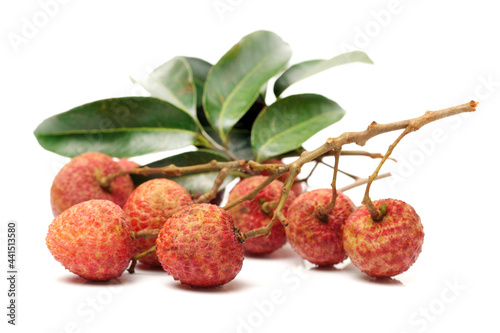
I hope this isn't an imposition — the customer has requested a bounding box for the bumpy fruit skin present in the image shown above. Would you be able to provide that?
[51,152,135,216]
[46,200,132,281]
[261,159,304,197]
[227,176,296,255]
[156,204,244,288]
[286,189,356,266]
[343,199,424,278]
[123,178,193,266]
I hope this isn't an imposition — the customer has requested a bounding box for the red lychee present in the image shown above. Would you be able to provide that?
[343,199,424,278]
[46,200,133,281]
[285,189,356,266]
[123,178,193,266]
[50,152,135,216]
[156,203,244,288]
[261,159,304,197]
[227,175,296,255]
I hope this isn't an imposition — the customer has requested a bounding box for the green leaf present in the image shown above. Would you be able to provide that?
[130,149,235,196]
[225,129,254,161]
[135,57,197,118]
[203,30,292,143]
[251,94,346,162]
[232,94,266,131]
[273,51,373,97]
[34,97,205,158]
[184,57,212,108]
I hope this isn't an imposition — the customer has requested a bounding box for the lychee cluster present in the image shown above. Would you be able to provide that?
[45,152,425,288]
[286,190,423,277]
[46,152,245,287]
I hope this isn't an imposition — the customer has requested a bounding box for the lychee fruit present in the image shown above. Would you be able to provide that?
[227,175,296,255]
[343,199,424,278]
[50,152,135,216]
[46,200,133,281]
[285,189,356,266]
[123,178,193,267]
[261,159,304,197]
[156,203,244,288]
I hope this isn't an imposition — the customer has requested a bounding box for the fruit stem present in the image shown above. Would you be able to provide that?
[338,172,391,192]
[101,159,248,187]
[299,159,320,185]
[231,101,476,237]
[260,200,279,215]
[340,150,397,162]
[223,173,282,211]
[316,148,341,222]
[97,169,129,190]
[130,229,160,240]
[195,168,231,204]
[127,245,157,274]
[241,164,300,240]
[362,127,412,221]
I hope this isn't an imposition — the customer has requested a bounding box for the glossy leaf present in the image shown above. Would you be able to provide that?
[273,51,373,97]
[203,30,292,143]
[232,94,266,131]
[135,57,197,118]
[252,94,345,162]
[184,57,212,108]
[225,129,255,161]
[130,149,235,196]
[34,97,205,158]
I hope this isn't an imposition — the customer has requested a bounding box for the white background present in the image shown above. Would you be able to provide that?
[1,1,499,332]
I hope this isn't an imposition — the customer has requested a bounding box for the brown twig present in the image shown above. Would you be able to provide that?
[105,101,477,243]
[240,101,477,240]
[127,245,157,274]
[316,148,341,221]
[340,150,397,162]
[223,173,282,211]
[195,168,232,203]
[99,159,247,189]
[130,229,160,240]
[339,172,391,192]
[298,160,320,185]
[238,163,300,241]
[362,127,412,221]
